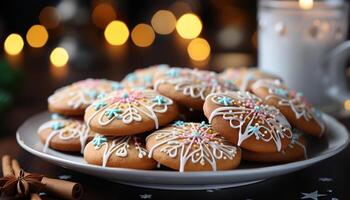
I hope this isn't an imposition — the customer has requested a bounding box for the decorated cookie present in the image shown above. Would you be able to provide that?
[48,79,123,116]
[38,118,96,153]
[84,89,178,136]
[146,121,241,172]
[84,135,157,169]
[251,79,325,137]
[204,91,293,153]
[122,64,169,89]
[154,67,237,110]
[220,67,281,91]
[242,132,307,163]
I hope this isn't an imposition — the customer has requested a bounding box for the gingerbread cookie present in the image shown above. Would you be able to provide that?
[84,135,156,169]
[251,79,325,137]
[154,67,237,110]
[48,79,123,116]
[146,121,241,172]
[204,91,293,153]
[38,118,96,153]
[220,67,281,91]
[242,132,307,163]
[122,64,169,89]
[84,89,178,136]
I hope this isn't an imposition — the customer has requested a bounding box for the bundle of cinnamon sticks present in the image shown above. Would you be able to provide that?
[1,155,83,200]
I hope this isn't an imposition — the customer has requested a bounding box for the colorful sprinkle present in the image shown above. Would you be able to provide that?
[174,120,186,127]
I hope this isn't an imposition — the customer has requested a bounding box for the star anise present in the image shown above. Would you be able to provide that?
[0,170,45,197]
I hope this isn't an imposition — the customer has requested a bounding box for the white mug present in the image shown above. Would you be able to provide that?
[258,0,350,109]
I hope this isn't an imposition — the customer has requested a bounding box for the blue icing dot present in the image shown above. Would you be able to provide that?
[51,113,64,120]
[121,93,129,98]
[51,122,65,130]
[174,120,186,127]
[84,90,98,99]
[97,92,107,99]
[254,106,262,111]
[274,88,288,97]
[143,75,153,84]
[152,95,168,105]
[92,135,108,148]
[248,125,260,134]
[191,131,201,137]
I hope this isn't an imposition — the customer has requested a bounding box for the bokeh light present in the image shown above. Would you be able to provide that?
[50,47,69,67]
[176,13,202,39]
[299,0,313,10]
[187,38,210,61]
[151,10,176,35]
[131,24,155,47]
[26,25,49,48]
[92,3,116,28]
[4,34,24,56]
[39,6,60,29]
[104,20,129,46]
[344,99,350,110]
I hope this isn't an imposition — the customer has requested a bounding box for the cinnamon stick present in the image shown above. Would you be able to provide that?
[42,177,83,200]
[11,159,21,178]
[1,155,14,176]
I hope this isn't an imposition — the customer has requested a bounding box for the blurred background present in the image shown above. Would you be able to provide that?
[0,0,349,134]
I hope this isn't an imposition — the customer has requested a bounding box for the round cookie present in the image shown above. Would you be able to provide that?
[220,67,281,91]
[48,79,123,116]
[84,135,156,169]
[38,118,96,153]
[146,121,241,172]
[242,132,307,163]
[122,64,169,89]
[251,79,325,137]
[204,91,293,153]
[154,67,237,110]
[84,88,178,136]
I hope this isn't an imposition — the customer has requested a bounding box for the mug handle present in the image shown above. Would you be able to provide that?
[326,40,350,103]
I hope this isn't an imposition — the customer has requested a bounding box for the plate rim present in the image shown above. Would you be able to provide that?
[16,111,350,178]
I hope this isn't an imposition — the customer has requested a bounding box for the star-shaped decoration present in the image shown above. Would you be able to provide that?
[300,190,326,200]
[139,194,152,199]
[58,175,72,180]
[84,90,98,99]
[112,82,123,90]
[166,68,180,77]
[247,125,260,135]
[152,95,168,105]
[92,135,108,149]
[105,108,122,119]
[51,122,65,130]
[174,120,185,127]
[318,177,333,182]
[93,101,107,111]
[217,96,233,106]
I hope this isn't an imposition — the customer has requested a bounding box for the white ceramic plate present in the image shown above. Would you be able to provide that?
[16,112,349,190]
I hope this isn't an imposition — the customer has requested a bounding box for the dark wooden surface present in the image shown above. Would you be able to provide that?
[1,47,350,200]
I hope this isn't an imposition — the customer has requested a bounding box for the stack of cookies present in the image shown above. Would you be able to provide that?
[37,65,325,172]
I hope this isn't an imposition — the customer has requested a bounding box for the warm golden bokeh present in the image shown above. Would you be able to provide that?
[187,38,210,61]
[299,0,314,10]
[4,34,24,56]
[50,47,69,67]
[26,25,49,48]
[151,10,177,35]
[104,20,129,46]
[344,100,350,110]
[176,13,202,39]
[92,3,116,29]
[39,6,60,29]
[131,24,155,47]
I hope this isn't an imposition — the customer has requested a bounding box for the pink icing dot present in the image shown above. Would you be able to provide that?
[110,90,144,103]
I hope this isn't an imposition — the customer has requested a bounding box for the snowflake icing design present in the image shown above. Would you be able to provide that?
[48,79,116,109]
[38,119,92,153]
[252,79,325,133]
[207,91,292,152]
[86,89,173,129]
[154,68,236,100]
[147,122,238,172]
[91,135,148,167]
